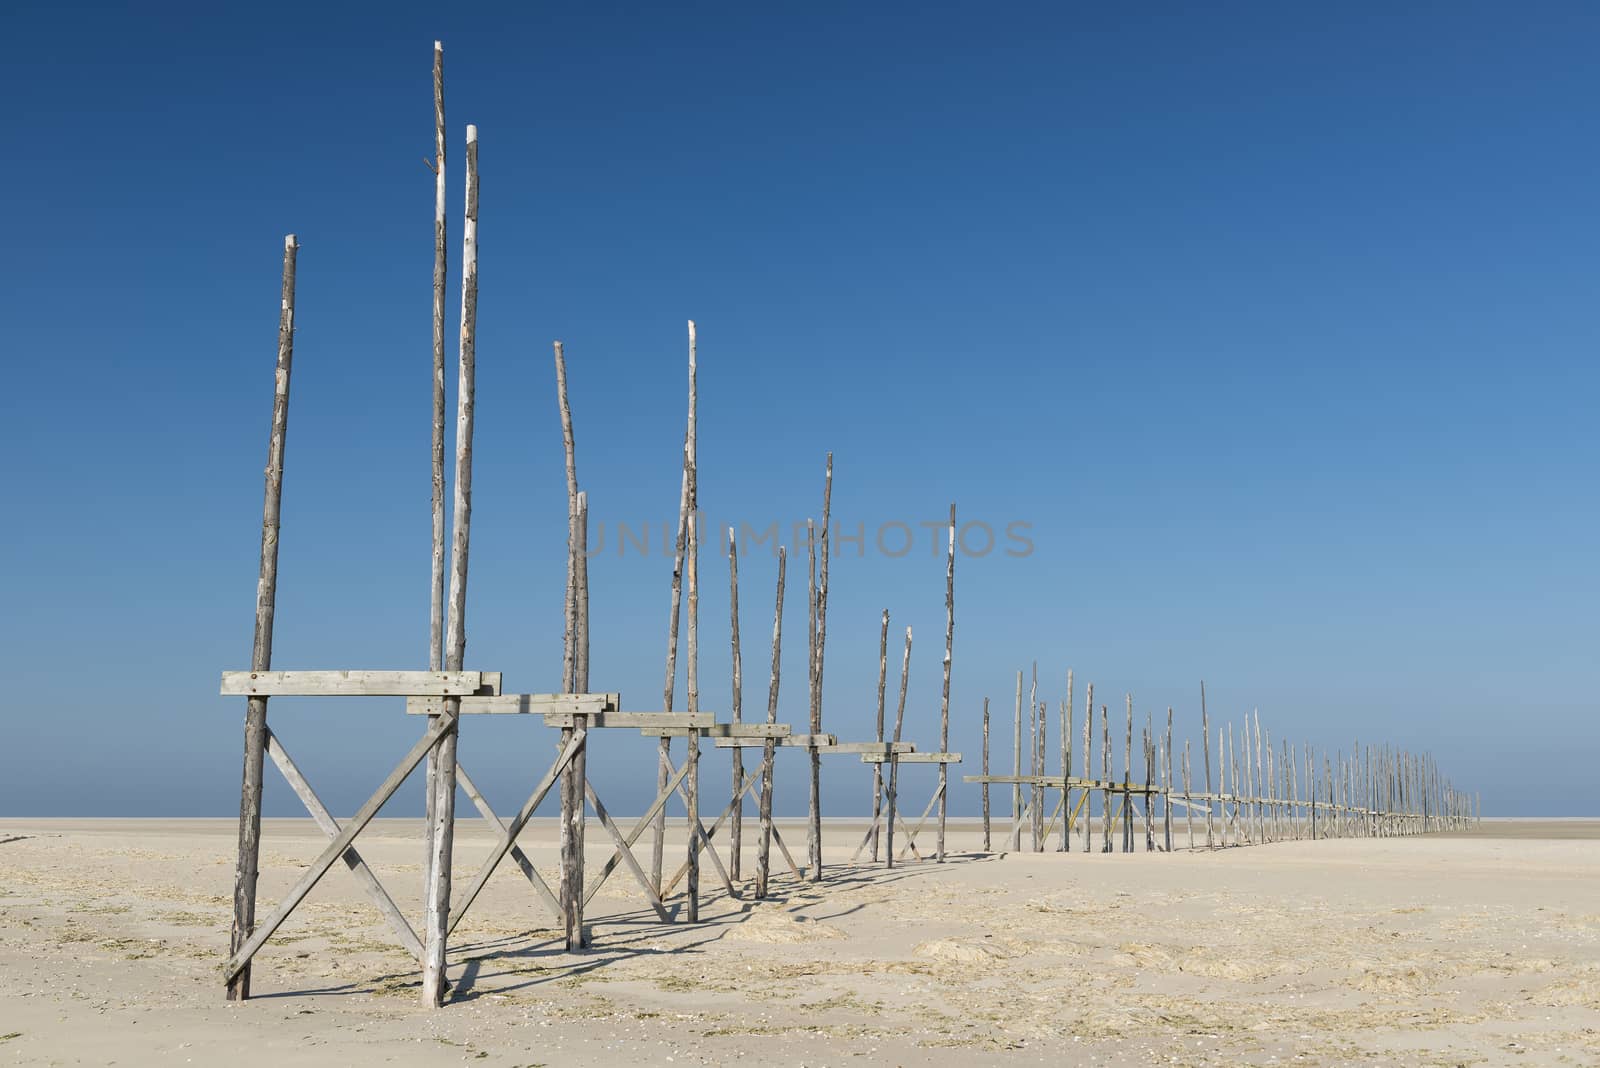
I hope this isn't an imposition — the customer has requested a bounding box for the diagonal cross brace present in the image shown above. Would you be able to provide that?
[448,728,586,935]
[264,729,423,962]
[225,713,455,981]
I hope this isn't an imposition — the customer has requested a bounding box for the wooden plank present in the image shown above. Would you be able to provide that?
[820,740,914,755]
[407,691,610,716]
[225,670,486,697]
[865,751,961,764]
[645,720,780,737]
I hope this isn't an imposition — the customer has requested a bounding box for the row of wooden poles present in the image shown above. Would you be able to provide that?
[972,674,1479,853]
[228,42,959,1009]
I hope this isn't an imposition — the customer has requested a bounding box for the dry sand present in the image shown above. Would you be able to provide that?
[1,817,1596,1066]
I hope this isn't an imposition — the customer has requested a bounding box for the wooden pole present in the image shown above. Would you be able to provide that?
[227,233,298,1002]
[980,696,991,852]
[756,548,786,899]
[1183,740,1194,850]
[1060,670,1072,852]
[1163,707,1173,852]
[423,121,477,1009]
[1123,694,1133,853]
[1101,702,1111,853]
[727,527,744,882]
[1011,670,1023,851]
[872,609,890,862]
[809,456,833,881]
[1143,712,1153,852]
[684,320,701,921]
[1082,682,1093,853]
[653,368,693,897]
[1201,682,1213,848]
[937,503,954,862]
[424,40,448,897]
[1029,664,1039,852]
[553,340,584,952]
[886,626,912,869]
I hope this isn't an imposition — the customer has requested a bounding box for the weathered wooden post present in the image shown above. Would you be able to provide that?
[936,503,954,862]
[424,41,448,888]
[1163,707,1173,852]
[727,528,744,882]
[1123,695,1133,853]
[808,456,833,882]
[755,548,786,899]
[1101,702,1111,853]
[422,120,478,1008]
[654,421,692,896]
[1201,682,1213,849]
[227,233,298,1003]
[684,321,701,921]
[1011,670,1023,851]
[1060,670,1072,852]
[553,339,584,951]
[886,626,912,868]
[980,696,991,852]
[1029,665,1040,851]
[1082,682,1093,853]
[871,609,891,861]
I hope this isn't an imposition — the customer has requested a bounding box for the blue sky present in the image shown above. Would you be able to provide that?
[3,2,1595,818]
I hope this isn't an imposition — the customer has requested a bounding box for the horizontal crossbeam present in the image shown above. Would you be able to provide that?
[223,670,498,697]
[863,752,961,764]
[405,692,617,717]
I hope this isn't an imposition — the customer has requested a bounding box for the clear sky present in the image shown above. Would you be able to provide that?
[3,2,1595,818]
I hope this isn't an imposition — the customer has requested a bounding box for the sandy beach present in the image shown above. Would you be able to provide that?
[1,818,1596,1066]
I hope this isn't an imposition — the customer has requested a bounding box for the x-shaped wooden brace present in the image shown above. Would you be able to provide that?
[850,777,933,863]
[662,769,806,894]
[226,713,455,982]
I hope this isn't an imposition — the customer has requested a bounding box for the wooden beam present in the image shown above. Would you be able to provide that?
[224,670,489,697]
[865,751,961,764]
[406,691,610,716]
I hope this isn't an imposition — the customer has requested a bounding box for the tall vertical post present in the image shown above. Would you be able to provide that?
[1060,670,1072,852]
[684,320,701,921]
[1122,695,1133,853]
[886,627,912,868]
[1163,707,1173,852]
[654,438,691,894]
[554,340,585,952]
[1011,671,1023,851]
[1081,682,1093,853]
[808,456,833,881]
[936,503,954,862]
[755,548,785,899]
[980,696,991,852]
[871,609,890,862]
[727,528,744,881]
[1100,703,1111,853]
[1201,682,1213,849]
[227,234,298,1003]
[424,40,448,893]
[422,122,477,1008]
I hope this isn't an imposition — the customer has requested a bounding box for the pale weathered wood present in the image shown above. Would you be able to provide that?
[585,757,692,906]
[1183,740,1195,850]
[1029,665,1040,852]
[425,39,448,912]
[407,690,606,716]
[1082,682,1093,853]
[756,548,786,899]
[223,670,486,697]
[885,626,911,869]
[1163,707,1173,852]
[864,752,960,764]
[937,502,954,862]
[1011,670,1023,851]
[265,729,423,961]
[872,609,890,862]
[808,455,833,882]
[1101,702,1111,853]
[226,712,454,982]
[1201,681,1213,848]
[228,233,297,1002]
[423,122,478,1006]
[980,696,991,852]
[1123,695,1134,853]
[727,526,744,882]
[684,320,701,921]
[1060,669,1072,852]
[654,423,692,897]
